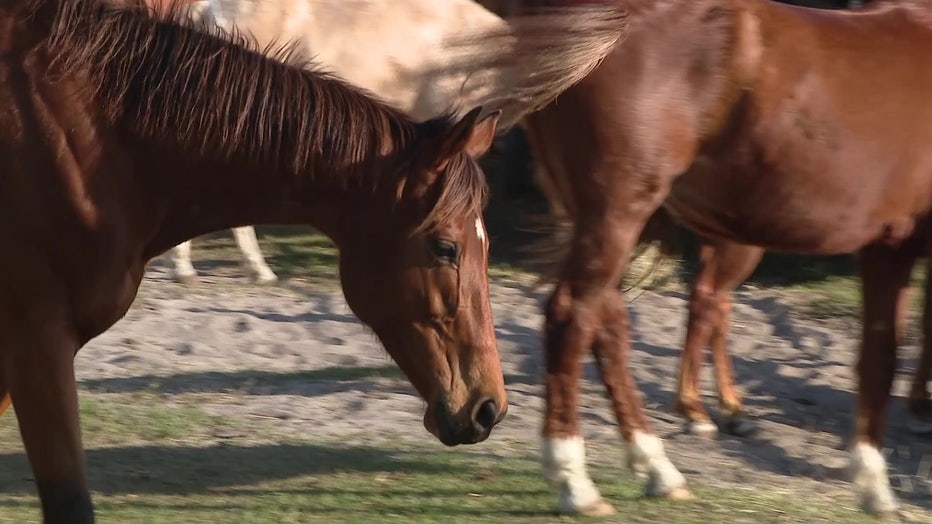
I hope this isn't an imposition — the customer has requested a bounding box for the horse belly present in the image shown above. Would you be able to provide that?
[666,161,882,255]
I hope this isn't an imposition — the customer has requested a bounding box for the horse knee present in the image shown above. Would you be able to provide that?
[545,284,575,327]
[688,284,722,326]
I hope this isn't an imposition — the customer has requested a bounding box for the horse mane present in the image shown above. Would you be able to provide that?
[30,0,486,229]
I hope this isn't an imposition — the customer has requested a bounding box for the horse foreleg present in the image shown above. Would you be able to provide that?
[542,279,613,516]
[0,394,10,417]
[849,244,916,516]
[593,289,692,500]
[707,242,762,436]
[231,226,278,284]
[4,324,93,522]
[675,241,722,436]
[542,211,690,515]
[907,257,932,434]
[675,241,762,437]
[0,358,9,417]
[167,240,198,285]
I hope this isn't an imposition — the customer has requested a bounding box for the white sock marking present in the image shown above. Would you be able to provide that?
[849,442,898,514]
[541,436,603,513]
[628,431,687,497]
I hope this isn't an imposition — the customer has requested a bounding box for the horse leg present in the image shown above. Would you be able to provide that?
[4,325,92,522]
[849,244,916,515]
[675,241,763,437]
[231,226,278,284]
[542,210,689,515]
[709,242,763,436]
[592,289,693,501]
[542,277,614,516]
[907,257,932,434]
[167,240,198,285]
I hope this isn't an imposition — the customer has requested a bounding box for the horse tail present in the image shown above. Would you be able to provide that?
[430,1,629,128]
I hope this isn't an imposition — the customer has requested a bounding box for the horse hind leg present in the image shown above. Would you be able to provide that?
[675,240,762,437]
[231,226,278,284]
[849,244,916,516]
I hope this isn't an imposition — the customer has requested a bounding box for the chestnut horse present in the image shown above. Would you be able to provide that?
[0,0,625,521]
[490,0,932,517]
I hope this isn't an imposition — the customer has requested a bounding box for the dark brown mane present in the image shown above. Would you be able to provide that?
[33,0,487,228]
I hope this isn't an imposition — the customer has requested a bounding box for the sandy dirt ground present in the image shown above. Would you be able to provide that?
[72,258,932,520]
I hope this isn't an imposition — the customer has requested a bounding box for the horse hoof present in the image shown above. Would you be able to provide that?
[685,420,718,438]
[574,499,616,517]
[650,486,695,501]
[862,497,900,519]
[724,416,757,437]
[246,268,279,284]
[175,274,198,286]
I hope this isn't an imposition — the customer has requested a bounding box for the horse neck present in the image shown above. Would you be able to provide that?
[137,140,404,258]
[33,0,423,255]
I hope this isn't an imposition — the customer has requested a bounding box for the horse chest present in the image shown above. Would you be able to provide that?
[71,260,145,346]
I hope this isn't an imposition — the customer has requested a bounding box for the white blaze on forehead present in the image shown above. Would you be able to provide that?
[475,216,486,243]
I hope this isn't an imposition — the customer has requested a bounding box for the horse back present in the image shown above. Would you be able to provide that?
[673,0,932,251]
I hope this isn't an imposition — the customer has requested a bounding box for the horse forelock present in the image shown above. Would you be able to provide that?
[413,150,489,235]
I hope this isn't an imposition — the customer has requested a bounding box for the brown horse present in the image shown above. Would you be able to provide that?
[0,0,625,521]
[490,0,932,517]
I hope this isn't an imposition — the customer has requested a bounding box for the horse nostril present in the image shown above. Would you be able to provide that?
[472,398,499,432]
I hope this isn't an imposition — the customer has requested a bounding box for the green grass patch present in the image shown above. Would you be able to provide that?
[79,366,405,395]
[778,263,927,319]
[0,394,222,448]
[0,393,884,523]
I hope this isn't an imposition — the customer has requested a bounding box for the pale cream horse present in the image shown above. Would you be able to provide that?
[168,0,512,284]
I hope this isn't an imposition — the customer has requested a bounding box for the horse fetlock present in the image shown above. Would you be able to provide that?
[674,398,717,438]
[541,436,607,514]
[849,442,899,516]
[628,431,692,499]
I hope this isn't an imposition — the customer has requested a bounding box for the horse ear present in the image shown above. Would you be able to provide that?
[463,109,501,158]
[433,107,502,170]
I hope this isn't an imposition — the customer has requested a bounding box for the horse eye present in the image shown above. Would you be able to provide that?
[430,239,460,264]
